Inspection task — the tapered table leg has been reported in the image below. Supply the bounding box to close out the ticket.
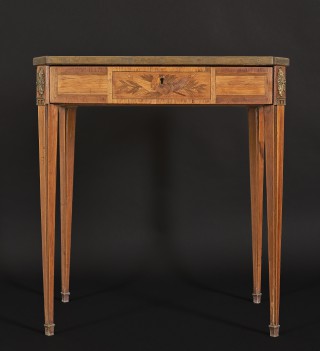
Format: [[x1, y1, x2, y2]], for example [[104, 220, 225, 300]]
[[38, 104, 58, 336], [264, 105, 284, 337], [59, 107, 76, 303], [248, 107, 264, 304]]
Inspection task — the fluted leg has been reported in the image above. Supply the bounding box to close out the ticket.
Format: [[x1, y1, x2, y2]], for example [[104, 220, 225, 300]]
[[264, 105, 284, 337], [248, 107, 265, 304], [59, 107, 76, 303], [38, 104, 58, 336]]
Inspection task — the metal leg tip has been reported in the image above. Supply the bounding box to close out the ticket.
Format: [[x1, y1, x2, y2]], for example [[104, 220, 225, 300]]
[[44, 323, 55, 336], [269, 325, 280, 337], [61, 291, 70, 303], [252, 293, 262, 304]]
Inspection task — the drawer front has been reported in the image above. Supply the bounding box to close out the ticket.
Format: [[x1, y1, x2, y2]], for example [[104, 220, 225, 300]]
[[50, 67, 109, 103], [215, 67, 272, 104], [111, 67, 212, 104]]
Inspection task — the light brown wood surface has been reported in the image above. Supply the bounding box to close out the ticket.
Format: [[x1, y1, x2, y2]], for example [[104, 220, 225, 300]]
[[33, 56, 290, 67], [215, 67, 272, 105], [51, 67, 109, 104]]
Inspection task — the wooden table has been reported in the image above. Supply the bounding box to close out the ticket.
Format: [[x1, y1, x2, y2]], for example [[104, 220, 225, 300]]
[[33, 56, 289, 337]]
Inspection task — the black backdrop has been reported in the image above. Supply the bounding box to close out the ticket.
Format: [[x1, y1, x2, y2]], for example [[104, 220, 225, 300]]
[[0, 0, 320, 350]]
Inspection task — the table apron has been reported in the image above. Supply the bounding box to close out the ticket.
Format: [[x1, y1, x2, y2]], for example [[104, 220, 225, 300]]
[[47, 66, 274, 105]]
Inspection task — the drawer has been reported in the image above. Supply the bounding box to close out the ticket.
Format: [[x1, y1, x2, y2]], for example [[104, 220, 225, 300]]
[[111, 67, 212, 104], [50, 67, 109, 103]]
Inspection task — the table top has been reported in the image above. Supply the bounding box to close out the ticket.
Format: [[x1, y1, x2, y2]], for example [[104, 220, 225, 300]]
[[33, 56, 290, 67]]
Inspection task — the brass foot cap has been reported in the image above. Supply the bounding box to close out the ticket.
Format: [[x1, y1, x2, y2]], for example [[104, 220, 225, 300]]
[[252, 293, 262, 304], [61, 291, 70, 303], [44, 323, 55, 336], [269, 325, 280, 337]]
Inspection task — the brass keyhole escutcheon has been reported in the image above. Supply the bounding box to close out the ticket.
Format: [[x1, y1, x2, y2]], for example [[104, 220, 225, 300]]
[[159, 76, 165, 85]]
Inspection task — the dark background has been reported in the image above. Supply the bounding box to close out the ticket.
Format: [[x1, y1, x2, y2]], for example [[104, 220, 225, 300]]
[[0, 0, 320, 350]]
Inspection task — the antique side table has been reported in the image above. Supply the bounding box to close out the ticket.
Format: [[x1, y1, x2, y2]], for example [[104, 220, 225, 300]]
[[33, 56, 289, 337]]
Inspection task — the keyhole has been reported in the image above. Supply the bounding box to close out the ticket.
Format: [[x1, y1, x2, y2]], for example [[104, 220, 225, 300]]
[[160, 76, 165, 85]]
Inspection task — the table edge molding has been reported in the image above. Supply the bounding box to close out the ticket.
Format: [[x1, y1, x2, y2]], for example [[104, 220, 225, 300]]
[[33, 56, 290, 67]]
